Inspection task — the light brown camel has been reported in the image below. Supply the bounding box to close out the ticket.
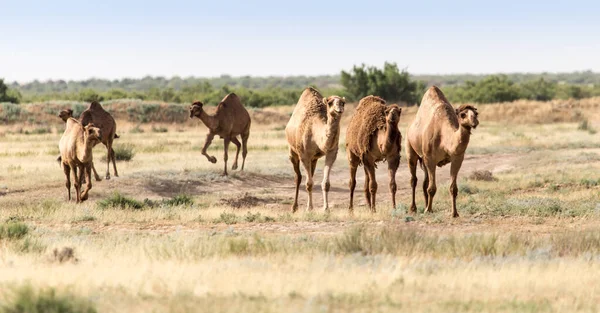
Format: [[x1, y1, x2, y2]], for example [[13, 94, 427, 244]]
[[80, 101, 119, 180], [189, 93, 251, 176], [346, 96, 402, 213], [285, 87, 345, 212], [58, 108, 119, 181], [59, 117, 102, 202], [406, 86, 479, 218]]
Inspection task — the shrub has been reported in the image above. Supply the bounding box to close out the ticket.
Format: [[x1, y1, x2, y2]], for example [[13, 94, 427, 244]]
[[0, 285, 97, 313], [102, 144, 135, 162], [97, 192, 144, 210], [1, 103, 21, 122], [0, 222, 29, 240], [214, 212, 238, 225], [163, 194, 194, 206], [151, 125, 168, 133]]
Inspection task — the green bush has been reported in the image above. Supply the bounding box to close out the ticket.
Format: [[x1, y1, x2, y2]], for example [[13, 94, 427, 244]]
[[0, 222, 29, 240], [97, 192, 144, 210], [1, 103, 21, 122], [109, 144, 135, 161], [1, 285, 97, 313], [162, 194, 194, 206]]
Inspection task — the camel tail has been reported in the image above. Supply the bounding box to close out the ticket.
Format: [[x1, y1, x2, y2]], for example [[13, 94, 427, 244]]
[[418, 158, 424, 171], [114, 133, 120, 139], [57, 156, 62, 166]]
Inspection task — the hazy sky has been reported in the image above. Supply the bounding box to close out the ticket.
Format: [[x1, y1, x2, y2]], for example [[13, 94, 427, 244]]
[[1, 0, 599, 82]]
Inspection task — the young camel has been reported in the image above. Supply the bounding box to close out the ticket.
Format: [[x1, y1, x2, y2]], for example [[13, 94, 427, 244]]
[[346, 96, 402, 213], [406, 86, 479, 218], [189, 93, 251, 176], [59, 117, 102, 202], [58, 108, 119, 181], [285, 87, 345, 212]]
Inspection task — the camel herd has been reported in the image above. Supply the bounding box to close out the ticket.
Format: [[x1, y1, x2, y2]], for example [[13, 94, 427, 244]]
[[58, 86, 478, 217]]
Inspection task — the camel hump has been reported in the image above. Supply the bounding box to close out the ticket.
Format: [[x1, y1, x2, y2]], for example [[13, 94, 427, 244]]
[[356, 95, 386, 110], [300, 87, 324, 101], [221, 92, 241, 103], [422, 86, 449, 105]]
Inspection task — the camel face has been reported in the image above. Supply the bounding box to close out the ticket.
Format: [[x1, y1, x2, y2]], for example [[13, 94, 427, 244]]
[[58, 109, 74, 122], [385, 105, 402, 125], [189, 102, 204, 118], [458, 106, 479, 129], [84, 124, 102, 143], [326, 96, 345, 115]]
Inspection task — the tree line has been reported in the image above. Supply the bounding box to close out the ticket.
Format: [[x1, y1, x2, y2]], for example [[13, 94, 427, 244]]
[[2, 66, 600, 106]]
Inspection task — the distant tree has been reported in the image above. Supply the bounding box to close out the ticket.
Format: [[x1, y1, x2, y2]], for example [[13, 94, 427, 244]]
[[451, 75, 521, 103], [519, 78, 556, 101], [341, 62, 421, 105], [78, 89, 104, 102], [0, 79, 21, 103]]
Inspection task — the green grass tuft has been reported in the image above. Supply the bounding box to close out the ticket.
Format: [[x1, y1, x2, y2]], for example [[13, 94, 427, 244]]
[[97, 192, 144, 210], [1, 285, 97, 313], [0, 222, 29, 240]]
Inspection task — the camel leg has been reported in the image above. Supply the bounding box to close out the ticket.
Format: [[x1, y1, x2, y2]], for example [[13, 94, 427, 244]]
[[365, 161, 378, 213], [222, 137, 231, 176], [110, 146, 119, 178], [104, 142, 112, 180], [321, 151, 336, 212], [449, 156, 464, 218], [230, 136, 241, 171], [423, 167, 429, 209], [388, 156, 400, 210], [63, 163, 71, 201], [289, 151, 301, 213], [241, 132, 249, 171], [407, 146, 418, 213], [91, 161, 102, 181], [72, 166, 81, 203], [301, 158, 314, 212], [80, 164, 92, 201], [424, 159, 437, 214], [363, 166, 371, 209], [201, 133, 218, 164], [348, 153, 360, 213]]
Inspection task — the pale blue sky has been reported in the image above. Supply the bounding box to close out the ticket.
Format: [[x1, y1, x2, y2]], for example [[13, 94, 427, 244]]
[[1, 0, 599, 82]]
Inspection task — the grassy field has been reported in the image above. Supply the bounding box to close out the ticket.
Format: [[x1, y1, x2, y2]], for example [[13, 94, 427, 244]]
[[0, 100, 599, 312]]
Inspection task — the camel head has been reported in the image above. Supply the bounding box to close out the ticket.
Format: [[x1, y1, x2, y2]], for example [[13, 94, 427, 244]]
[[456, 105, 479, 130], [189, 101, 204, 118], [324, 96, 346, 116], [385, 104, 402, 125], [83, 123, 102, 144], [58, 109, 74, 122]]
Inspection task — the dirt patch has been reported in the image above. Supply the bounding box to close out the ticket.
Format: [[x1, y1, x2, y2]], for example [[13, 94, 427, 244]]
[[220, 192, 279, 209], [144, 178, 204, 197]]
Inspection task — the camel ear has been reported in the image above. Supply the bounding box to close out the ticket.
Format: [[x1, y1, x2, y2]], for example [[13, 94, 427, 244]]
[[323, 97, 331, 105], [67, 109, 73, 115]]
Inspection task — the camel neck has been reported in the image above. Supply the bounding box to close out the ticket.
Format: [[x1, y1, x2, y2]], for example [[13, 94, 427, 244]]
[[382, 121, 399, 154], [198, 109, 219, 130], [321, 114, 341, 151], [452, 125, 471, 155]]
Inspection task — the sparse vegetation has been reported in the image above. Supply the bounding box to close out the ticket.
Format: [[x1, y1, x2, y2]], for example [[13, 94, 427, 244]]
[[103, 143, 135, 162], [97, 192, 144, 210], [0, 285, 96, 313], [0, 222, 28, 240]]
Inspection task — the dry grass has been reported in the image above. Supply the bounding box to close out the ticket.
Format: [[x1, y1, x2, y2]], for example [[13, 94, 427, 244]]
[[1, 100, 600, 312]]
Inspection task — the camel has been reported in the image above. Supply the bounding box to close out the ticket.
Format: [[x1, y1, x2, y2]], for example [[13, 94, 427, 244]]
[[346, 96, 402, 213], [80, 101, 119, 180], [59, 117, 102, 202], [285, 87, 345, 212], [406, 86, 479, 218], [58, 108, 119, 181], [189, 93, 251, 176]]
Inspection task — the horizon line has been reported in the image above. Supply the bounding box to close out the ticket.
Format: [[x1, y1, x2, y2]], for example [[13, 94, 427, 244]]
[[5, 69, 598, 85]]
